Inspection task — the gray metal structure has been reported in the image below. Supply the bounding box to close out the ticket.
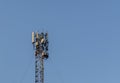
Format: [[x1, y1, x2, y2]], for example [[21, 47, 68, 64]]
[[32, 32, 49, 83]]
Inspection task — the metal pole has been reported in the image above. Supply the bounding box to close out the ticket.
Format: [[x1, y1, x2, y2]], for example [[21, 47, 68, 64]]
[[32, 32, 49, 83], [40, 54, 44, 83], [35, 55, 39, 83]]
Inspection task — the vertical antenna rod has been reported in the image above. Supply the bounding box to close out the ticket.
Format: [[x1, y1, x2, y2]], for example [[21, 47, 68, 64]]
[[32, 32, 49, 83]]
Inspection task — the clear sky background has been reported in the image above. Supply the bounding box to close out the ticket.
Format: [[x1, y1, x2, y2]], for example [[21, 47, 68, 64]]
[[0, 0, 119, 83]]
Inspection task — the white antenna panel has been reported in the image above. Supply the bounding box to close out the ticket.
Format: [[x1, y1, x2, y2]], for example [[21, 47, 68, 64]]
[[32, 32, 35, 43], [36, 32, 39, 39]]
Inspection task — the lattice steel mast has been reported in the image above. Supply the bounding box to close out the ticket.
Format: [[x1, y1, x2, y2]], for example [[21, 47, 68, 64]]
[[32, 32, 49, 83]]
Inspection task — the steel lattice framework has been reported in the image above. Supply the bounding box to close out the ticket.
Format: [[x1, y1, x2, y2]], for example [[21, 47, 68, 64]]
[[32, 32, 49, 83]]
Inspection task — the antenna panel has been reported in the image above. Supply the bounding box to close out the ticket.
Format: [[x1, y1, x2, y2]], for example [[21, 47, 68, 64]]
[[32, 32, 35, 43]]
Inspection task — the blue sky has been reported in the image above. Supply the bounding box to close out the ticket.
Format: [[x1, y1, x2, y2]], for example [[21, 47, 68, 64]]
[[0, 0, 120, 83]]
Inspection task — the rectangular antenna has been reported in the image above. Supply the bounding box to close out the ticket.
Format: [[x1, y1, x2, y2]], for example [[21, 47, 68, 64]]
[[32, 32, 35, 44]]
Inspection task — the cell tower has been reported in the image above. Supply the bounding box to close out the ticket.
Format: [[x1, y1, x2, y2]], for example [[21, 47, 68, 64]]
[[32, 32, 49, 83]]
